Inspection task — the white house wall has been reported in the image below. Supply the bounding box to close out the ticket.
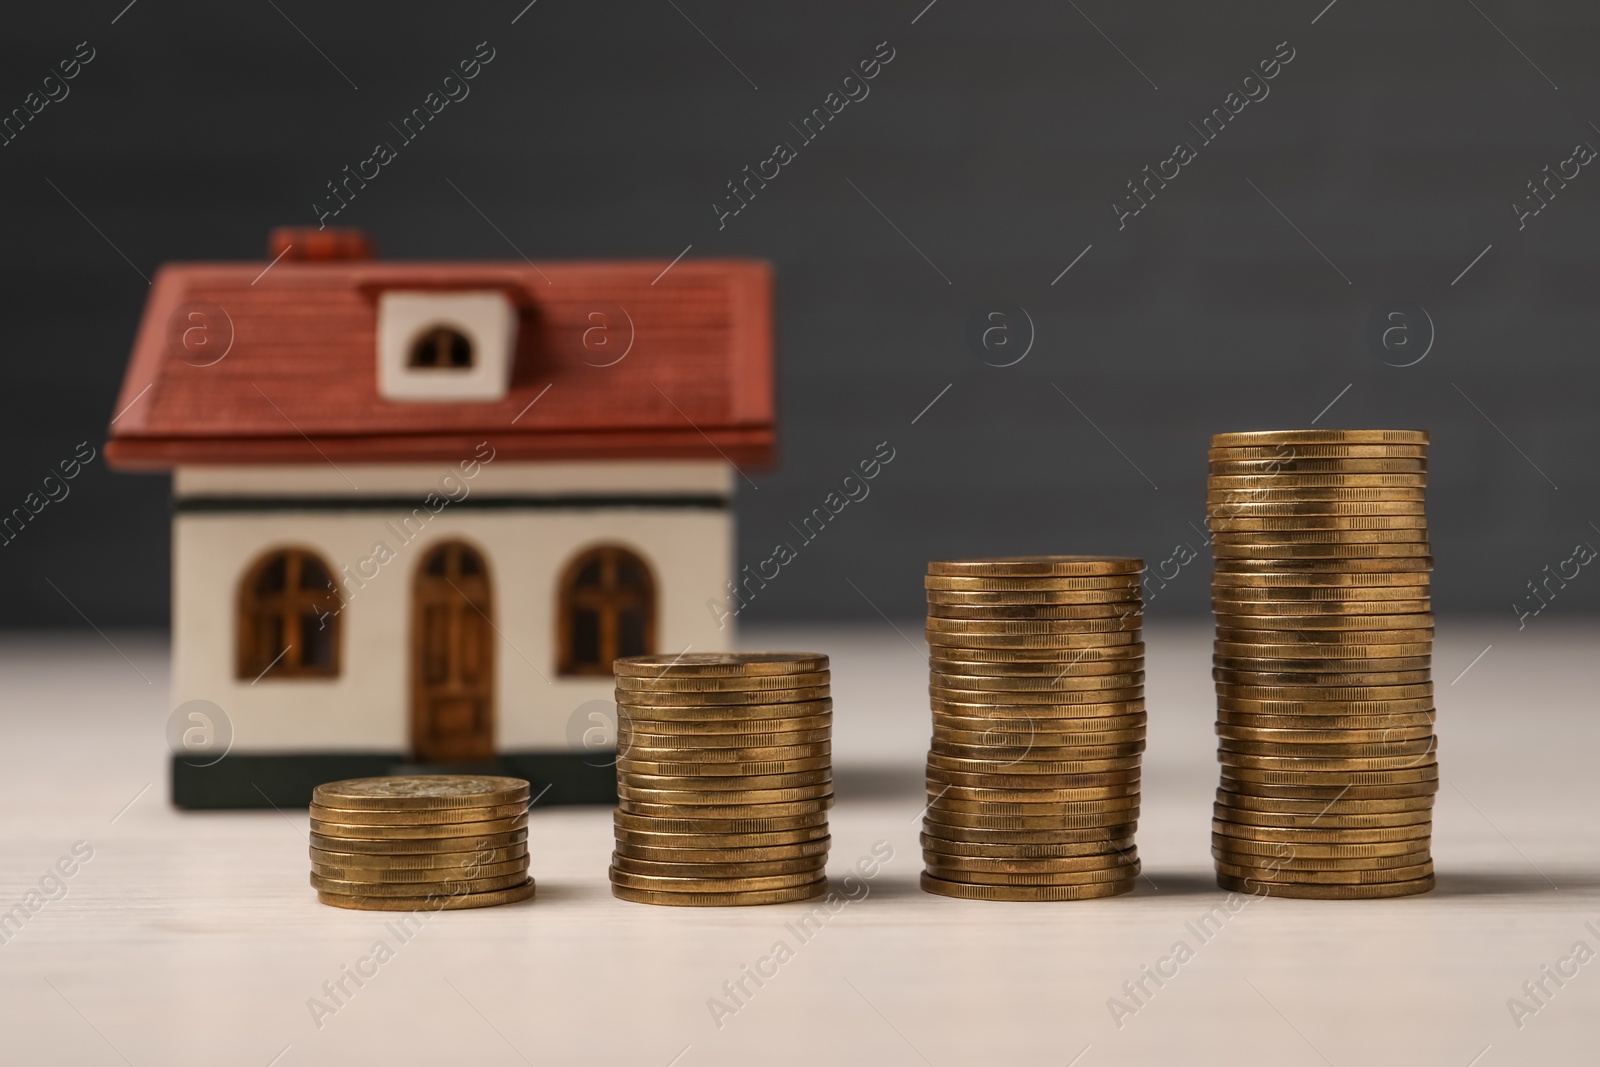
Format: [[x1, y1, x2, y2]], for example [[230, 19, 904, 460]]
[[173, 505, 733, 754], [175, 461, 734, 498]]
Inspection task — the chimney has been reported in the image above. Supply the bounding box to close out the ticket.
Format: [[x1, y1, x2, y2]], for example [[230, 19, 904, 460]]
[[268, 227, 374, 262]]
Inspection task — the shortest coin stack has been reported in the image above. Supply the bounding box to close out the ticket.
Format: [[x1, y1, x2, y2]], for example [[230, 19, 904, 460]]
[[611, 653, 832, 906], [310, 775, 535, 911]]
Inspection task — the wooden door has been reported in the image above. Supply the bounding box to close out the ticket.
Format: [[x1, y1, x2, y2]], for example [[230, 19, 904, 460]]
[[411, 541, 494, 762]]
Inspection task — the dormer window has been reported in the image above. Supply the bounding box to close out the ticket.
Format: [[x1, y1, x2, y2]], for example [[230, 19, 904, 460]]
[[377, 291, 515, 401]]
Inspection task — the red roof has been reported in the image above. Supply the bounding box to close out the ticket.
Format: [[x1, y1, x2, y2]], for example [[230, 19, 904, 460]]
[[106, 246, 774, 469]]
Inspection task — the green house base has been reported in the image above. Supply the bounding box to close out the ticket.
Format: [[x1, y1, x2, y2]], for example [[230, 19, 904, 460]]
[[172, 752, 619, 809]]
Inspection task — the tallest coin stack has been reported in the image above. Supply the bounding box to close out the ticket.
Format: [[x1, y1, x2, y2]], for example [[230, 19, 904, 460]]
[[1207, 429, 1437, 899]]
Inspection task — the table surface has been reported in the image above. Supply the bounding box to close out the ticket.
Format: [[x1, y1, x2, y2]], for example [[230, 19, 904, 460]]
[[0, 620, 1594, 1067]]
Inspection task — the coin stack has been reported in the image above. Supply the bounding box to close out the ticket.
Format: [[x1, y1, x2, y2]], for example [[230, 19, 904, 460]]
[[610, 653, 832, 906], [1208, 429, 1436, 899], [920, 557, 1146, 901], [309, 776, 535, 911]]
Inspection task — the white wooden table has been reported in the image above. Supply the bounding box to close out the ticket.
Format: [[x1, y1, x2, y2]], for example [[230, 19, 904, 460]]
[[0, 621, 1593, 1066]]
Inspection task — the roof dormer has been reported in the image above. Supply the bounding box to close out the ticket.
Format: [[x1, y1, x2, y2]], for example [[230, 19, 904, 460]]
[[376, 290, 517, 402]]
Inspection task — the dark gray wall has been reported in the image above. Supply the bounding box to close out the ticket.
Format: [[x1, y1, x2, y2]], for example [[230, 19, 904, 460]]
[[4, 1, 1597, 628]]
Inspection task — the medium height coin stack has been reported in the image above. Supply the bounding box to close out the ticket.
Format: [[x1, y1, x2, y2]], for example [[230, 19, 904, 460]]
[[309, 775, 535, 910], [1208, 429, 1437, 899], [921, 557, 1145, 901], [611, 653, 832, 906]]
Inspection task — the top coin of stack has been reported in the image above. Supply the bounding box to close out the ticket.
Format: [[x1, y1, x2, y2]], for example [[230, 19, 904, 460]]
[[611, 653, 832, 906], [309, 775, 535, 911], [920, 557, 1146, 902], [1206, 429, 1437, 899]]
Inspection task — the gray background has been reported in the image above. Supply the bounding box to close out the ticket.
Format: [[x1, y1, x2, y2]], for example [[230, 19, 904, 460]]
[[3, 0, 1596, 627]]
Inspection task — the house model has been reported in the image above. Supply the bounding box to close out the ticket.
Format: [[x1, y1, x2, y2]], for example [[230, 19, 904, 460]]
[[106, 229, 774, 808]]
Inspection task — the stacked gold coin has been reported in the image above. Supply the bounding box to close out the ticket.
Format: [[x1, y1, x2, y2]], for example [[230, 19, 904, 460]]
[[610, 653, 832, 906], [1208, 429, 1436, 899], [920, 557, 1145, 901], [309, 775, 534, 911]]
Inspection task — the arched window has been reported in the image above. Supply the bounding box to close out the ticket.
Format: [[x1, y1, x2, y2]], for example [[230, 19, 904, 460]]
[[237, 548, 341, 680], [558, 544, 655, 676], [409, 324, 474, 368]]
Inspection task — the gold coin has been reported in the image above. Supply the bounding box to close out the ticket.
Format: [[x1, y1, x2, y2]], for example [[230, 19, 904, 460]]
[[1209, 444, 1428, 460], [1218, 736, 1434, 758], [612, 825, 830, 849], [1218, 695, 1434, 714], [1218, 752, 1438, 773], [307, 802, 528, 826], [613, 652, 829, 678], [924, 852, 1139, 874], [610, 880, 827, 907], [1217, 713, 1435, 734], [1211, 822, 1431, 845], [935, 724, 1146, 746], [618, 768, 831, 790], [614, 698, 833, 720], [1213, 529, 1430, 546], [924, 809, 1138, 830], [927, 612, 1141, 633], [615, 671, 830, 693], [311, 775, 529, 811], [610, 854, 828, 879], [932, 741, 1146, 763], [1221, 761, 1437, 782], [616, 756, 832, 778], [1215, 860, 1433, 884], [919, 871, 1135, 900], [924, 590, 1142, 608], [612, 837, 831, 862], [1214, 848, 1432, 871], [923, 863, 1137, 886], [1212, 832, 1430, 856], [316, 880, 535, 911], [1209, 570, 1431, 587], [927, 557, 1143, 578], [923, 820, 1138, 843], [931, 672, 1145, 692], [617, 739, 828, 761], [608, 867, 822, 893], [1216, 724, 1432, 744], [1214, 543, 1432, 559], [928, 654, 1145, 676], [312, 870, 529, 896], [611, 810, 827, 835], [928, 752, 1140, 774], [309, 844, 528, 869], [1214, 655, 1432, 673], [620, 731, 832, 753], [1216, 873, 1433, 899], [930, 787, 1140, 808], [1213, 584, 1430, 603], [926, 629, 1141, 650], [935, 709, 1146, 731], [618, 713, 832, 736], [1209, 455, 1427, 472], [1214, 670, 1432, 687], [1215, 643, 1434, 662], [312, 858, 529, 883], [928, 771, 1142, 793], [930, 686, 1144, 706], [1216, 789, 1434, 815], [1213, 600, 1433, 618], [1213, 805, 1432, 829], [618, 797, 832, 819], [1212, 516, 1429, 533], [1208, 489, 1427, 506], [617, 784, 833, 806], [1217, 553, 1431, 572], [1211, 429, 1429, 447], [612, 685, 829, 707], [929, 603, 1145, 621], [1216, 682, 1433, 700], [309, 814, 529, 840], [920, 834, 1135, 858], [1223, 780, 1439, 803], [932, 698, 1145, 720], [308, 829, 526, 855], [1212, 474, 1428, 491], [926, 640, 1142, 662]]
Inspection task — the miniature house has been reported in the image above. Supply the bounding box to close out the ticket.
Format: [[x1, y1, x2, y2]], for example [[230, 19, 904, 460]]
[[106, 229, 774, 808]]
